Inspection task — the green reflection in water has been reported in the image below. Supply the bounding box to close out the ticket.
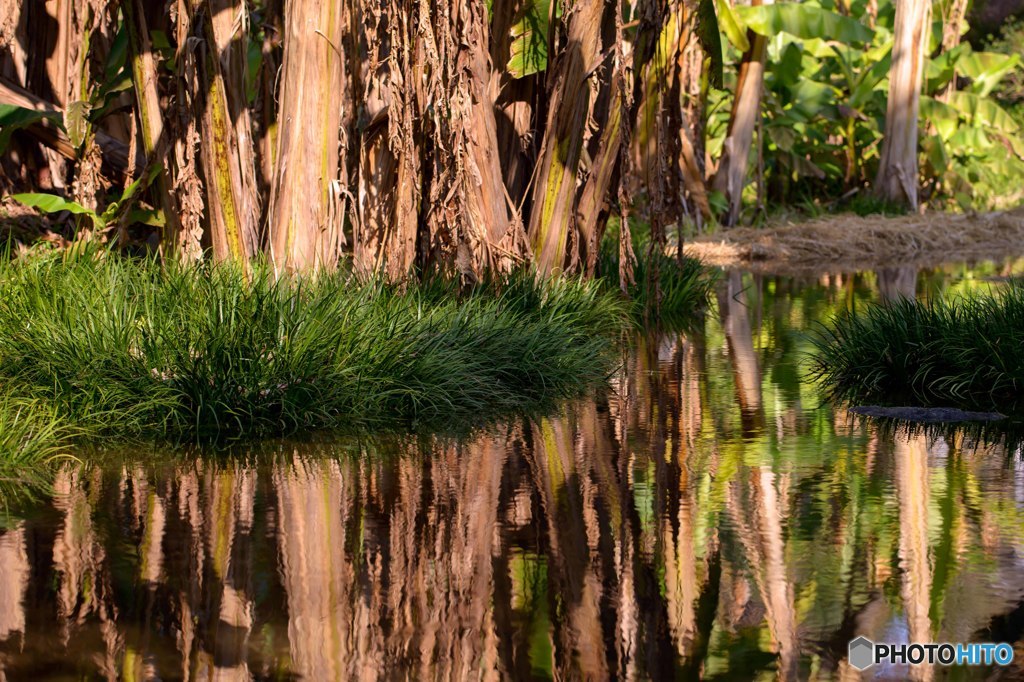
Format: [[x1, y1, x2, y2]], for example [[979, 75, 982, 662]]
[[0, 260, 1023, 680]]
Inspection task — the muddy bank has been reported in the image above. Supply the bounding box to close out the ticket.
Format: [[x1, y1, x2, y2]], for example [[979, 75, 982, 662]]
[[683, 209, 1024, 273]]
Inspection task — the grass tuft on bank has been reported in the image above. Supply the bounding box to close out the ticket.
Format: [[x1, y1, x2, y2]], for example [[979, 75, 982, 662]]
[[809, 285, 1024, 412], [0, 251, 638, 442], [598, 219, 715, 326], [0, 398, 69, 466]]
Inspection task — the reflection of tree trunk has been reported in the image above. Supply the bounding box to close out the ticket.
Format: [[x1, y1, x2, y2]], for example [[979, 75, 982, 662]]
[[876, 266, 918, 302], [755, 469, 799, 681], [895, 431, 934, 682], [528, 416, 611, 679], [52, 467, 105, 645], [274, 457, 353, 680], [0, 525, 29, 642], [718, 270, 764, 434], [201, 467, 256, 681]]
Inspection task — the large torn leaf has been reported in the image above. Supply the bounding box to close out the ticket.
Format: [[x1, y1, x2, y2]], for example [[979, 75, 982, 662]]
[[957, 51, 1022, 97], [948, 91, 1021, 135], [735, 4, 874, 44]]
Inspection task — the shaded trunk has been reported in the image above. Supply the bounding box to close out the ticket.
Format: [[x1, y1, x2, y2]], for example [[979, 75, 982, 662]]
[[490, 0, 539, 210], [269, 0, 347, 272], [936, 0, 969, 103], [874, 0, 930, 210]]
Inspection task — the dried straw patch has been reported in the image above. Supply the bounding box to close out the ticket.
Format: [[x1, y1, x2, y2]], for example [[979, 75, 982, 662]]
[[683, 209, 1024, 272]]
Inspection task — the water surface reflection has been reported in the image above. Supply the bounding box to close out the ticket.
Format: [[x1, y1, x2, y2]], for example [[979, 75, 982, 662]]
[[2, 264, 1024, 680]]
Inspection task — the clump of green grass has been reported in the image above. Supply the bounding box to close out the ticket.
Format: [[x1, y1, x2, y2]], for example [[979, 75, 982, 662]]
[[809, 285, 1024, 412], [0, 251, 626, 440], [0, 398, 69, 466], [598, 220, 715, 326]]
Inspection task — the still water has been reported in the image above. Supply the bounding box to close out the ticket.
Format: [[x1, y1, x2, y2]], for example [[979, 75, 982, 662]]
[[2, 263, 1024, 681]]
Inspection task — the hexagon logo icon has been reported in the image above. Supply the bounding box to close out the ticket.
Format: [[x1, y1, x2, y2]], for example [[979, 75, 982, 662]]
[[849, 636, 875, 671]]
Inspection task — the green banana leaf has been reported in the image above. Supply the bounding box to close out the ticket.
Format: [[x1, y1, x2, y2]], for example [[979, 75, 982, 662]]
[[12, 193, 105, 229], [734, 4, 874, 44], [715, 0, 750, 52], [507, 0, 556, 79], [0, 105, 62, 153]]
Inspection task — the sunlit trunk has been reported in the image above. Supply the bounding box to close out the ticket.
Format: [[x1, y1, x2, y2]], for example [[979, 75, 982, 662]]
[[711, 0, 769, 227], [527, 0, 605, 276], [268, 0, 347, 272], [190, 0, 261, 265], [874, 0, 930, 210]]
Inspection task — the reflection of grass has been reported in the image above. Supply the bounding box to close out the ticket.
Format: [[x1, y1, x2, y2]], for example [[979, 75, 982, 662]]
[[809, 285, 1024, 413], [510, 551, 553, 680], [0, 251, 627, 442]]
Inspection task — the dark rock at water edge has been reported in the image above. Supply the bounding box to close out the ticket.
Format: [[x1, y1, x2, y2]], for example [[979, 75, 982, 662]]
[[849, 406, 1007, 423]]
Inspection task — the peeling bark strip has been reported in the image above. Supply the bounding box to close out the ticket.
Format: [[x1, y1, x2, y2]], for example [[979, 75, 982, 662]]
[[191, 0, 260, 265], [874, 0, 930, 210], [712, 0, 769, 228], [269, 0, 346, 272], [124, 0, 183, 252], [527, 0, 606, 276]]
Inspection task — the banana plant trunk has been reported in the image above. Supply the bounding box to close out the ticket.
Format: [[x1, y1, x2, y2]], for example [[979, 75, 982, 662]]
[[527, 0, 606, 276], [711, 0, 769, 228], [874, 0, 930, 210], [269, 0, 347, 273], [192, 0, 261, 266], [125, 0, 183, 253]]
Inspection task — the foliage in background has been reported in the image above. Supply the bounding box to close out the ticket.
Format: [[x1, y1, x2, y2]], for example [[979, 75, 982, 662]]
[[702, 0, 1024, 217]]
